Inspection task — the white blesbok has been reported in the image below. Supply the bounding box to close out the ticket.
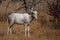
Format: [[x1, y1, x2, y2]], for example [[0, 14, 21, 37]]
[[7, 8, 38, 37]]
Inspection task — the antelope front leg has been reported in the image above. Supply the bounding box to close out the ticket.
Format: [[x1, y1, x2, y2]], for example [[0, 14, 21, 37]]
[[25, 24, 27, 37], [27, 26, 30, 37]]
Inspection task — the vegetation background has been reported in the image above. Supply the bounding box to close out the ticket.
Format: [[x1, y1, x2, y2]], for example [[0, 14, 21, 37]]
[[0, 0, 60, 40]]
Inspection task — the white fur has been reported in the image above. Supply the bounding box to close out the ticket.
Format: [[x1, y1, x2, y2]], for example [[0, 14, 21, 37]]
[[7, 10, 37, 37]]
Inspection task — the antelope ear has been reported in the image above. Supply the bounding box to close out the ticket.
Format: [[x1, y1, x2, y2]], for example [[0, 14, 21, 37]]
[[33, 11, 37, 14]]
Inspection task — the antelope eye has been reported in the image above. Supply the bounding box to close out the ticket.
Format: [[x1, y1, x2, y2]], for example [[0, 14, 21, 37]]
[[32, 12, 34, 14]]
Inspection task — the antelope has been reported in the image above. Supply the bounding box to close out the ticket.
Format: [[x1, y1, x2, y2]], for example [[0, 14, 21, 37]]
[[7, 8, 38, 37]]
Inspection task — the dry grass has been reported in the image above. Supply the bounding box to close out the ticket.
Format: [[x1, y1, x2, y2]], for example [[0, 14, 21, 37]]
[[0, 13, 60, 40], [0, 0, 60, 40]]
